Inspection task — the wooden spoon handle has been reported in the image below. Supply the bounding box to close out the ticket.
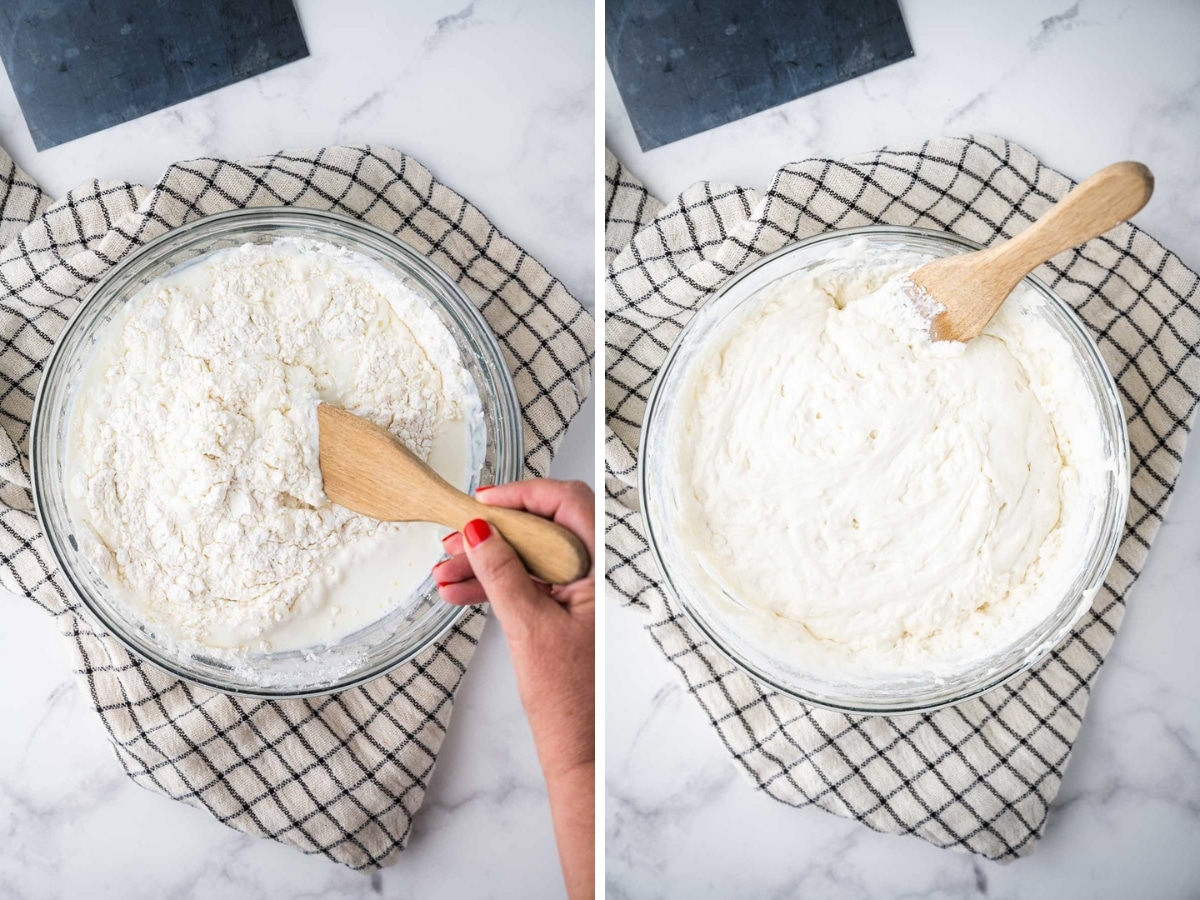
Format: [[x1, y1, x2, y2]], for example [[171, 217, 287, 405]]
[[446, 496, 590, 584], [992, 161, 1153, 284], [477, 504, 591, 584]]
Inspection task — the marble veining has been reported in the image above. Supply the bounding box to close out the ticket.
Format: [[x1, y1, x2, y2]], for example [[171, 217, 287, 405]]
[[0, 1, 592, 897], [606, 0, 1200, 896], [1027, 2, 1087, 53]]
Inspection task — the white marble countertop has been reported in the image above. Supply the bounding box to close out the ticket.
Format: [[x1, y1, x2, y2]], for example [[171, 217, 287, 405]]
[[606, 0, 1200, 897], [0, 2, 593, 898]]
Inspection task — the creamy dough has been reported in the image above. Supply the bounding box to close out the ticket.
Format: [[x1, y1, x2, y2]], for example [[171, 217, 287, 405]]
[[669, 241, 1109, 678]]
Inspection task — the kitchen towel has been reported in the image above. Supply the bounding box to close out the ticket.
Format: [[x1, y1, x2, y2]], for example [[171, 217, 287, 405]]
[[0, 145, 593, 870], [605, 135, 1200, 861]]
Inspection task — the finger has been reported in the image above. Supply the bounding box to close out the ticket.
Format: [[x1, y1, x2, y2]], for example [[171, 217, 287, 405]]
[[439, 576, 554, 605], [437, 578, 488, 606], [461, 517, 555, 630], [476, 479, 595, 555], [432, 554, 474, 586], [441, 530, 464, 556]]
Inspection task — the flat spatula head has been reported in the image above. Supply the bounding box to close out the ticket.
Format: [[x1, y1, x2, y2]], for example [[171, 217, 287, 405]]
[[316, 403, 591, 584], [915, 161, 1154, 343], [316, 402, 450, 522]]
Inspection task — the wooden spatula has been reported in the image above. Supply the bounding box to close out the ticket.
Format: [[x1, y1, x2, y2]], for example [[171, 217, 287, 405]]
[[317, 403, 590, 584], [912, 161, 1154, 343]]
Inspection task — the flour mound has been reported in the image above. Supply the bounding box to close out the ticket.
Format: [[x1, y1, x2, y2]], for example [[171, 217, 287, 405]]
[[69, 241, 469, 646]]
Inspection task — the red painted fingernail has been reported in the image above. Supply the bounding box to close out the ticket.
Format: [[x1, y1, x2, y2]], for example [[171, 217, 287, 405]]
[[475, 485, 495, 494], [441, 531, 459, 545], [464, 518, 492, 548]]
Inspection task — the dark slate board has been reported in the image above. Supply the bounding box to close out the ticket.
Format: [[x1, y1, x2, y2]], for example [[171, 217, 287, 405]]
[[607, 0, 914, 151], [0, 0, 309, 150]]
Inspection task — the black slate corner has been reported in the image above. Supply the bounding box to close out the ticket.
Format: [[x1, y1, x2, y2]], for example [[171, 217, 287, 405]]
[[0, 0, 309, 151], [607, 0, 914, 151]]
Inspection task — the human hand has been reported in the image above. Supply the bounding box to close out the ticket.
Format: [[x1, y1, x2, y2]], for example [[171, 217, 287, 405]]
[[434, 478, 595, 899]]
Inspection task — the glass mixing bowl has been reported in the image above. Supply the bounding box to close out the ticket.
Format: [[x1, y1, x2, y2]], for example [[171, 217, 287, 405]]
[[31, 207, 523, 698], [640, 226, 1130, 715]]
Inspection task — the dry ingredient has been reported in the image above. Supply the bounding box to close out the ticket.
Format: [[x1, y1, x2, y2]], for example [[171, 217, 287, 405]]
[[67, 240, 475, 652]]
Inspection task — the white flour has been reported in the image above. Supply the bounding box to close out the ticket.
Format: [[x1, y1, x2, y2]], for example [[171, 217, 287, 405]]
[[68, 240, 473, 650]]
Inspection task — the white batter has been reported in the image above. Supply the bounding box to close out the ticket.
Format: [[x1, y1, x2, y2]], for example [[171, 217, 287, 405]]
[[67, 240, 477, 653], [669, 241, 1109, 678]]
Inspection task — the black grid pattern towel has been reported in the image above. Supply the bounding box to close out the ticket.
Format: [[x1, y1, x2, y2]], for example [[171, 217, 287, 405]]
[[605, 136, 1200, 861], [0, 145, 593, 870]]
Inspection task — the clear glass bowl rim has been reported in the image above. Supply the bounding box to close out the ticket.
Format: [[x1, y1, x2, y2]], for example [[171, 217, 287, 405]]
[[638, 224, 1131, 715], [30, 206, 523, 699]]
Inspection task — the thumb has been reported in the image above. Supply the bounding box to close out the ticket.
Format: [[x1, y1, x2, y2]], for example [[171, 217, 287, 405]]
[[462, 518, 545, 631]]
